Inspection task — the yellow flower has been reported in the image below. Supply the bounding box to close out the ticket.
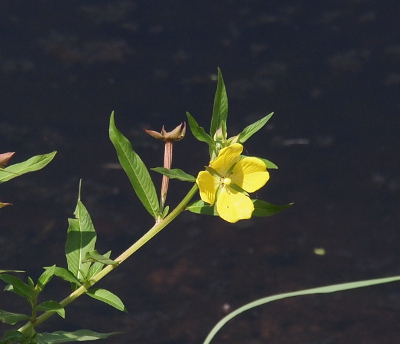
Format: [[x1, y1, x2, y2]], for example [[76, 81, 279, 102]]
[[196, 143, 269, 223]]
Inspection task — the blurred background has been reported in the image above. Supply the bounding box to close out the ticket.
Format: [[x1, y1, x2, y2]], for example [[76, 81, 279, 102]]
[[1, 1, 399, 343]]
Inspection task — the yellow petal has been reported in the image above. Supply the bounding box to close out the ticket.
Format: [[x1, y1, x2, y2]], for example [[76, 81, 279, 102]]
[[196, 170, 218, 205], [231, 157, 269, 193], [216, 187, 254, 223], [210, 143, 243, 176]]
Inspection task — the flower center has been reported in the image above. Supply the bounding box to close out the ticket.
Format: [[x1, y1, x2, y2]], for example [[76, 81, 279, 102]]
[[222, 177, 232, 186]]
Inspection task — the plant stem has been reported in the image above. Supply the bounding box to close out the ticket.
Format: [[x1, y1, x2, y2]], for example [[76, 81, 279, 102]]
[[18, 183, 199, 334]]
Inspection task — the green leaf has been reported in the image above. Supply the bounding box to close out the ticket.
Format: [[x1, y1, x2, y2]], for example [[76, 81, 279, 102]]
[[37, 330, 119, 343], [46, 267, 81, 286], [86, 288, 127, 312], [151, 167, 196, 182], [109, 112, 159, 218], [65, 200, 97, 283], [0, 274, 35, 299], [0, 310, 30, 325], [252, 200, 293, 217], [186, 200, 217, 216], [238, 112, 274, 144], [186, 112, 214, 146], [0, 152, 56, 184], [203, 275, 400, 344], [0, 270, 24, 273], [210, 68, 228, 138], [256, 157, 278, 169], [83, 250, 118, 266], [2, 330, 27, 342], [87, 251, 112, 280], [36, 301, 65, 319], [37, 265, 56, 292]]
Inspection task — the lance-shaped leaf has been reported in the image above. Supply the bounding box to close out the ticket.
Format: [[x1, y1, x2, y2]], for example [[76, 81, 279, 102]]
[[186, 200, 217, 216], [0, 274, 35, 300], [186, 112, 214, 146], [0, 270, 24, 273], [0, 310, 30, 325], [37, 265, 56, 292], [83, 250, 118, 266], [210, 68, 228, 138], [252, 200, 293, 217], [241, 156, 278, 169], [37, 330, 119, 343], [151, 167, 196, 182], [2, 330, 27, 342], [45, 267, 82, 286], [86, 288, 127, 312], [36, 301, 65, 319], [87, 251, 112, 280], [238, 112, 274, 143], [0, 152, 56, 184], [65, 200, 97, 282], [109, 112, 159, 218]]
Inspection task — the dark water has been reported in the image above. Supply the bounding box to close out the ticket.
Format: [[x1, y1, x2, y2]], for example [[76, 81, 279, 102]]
[[1, 1, 400, 343]]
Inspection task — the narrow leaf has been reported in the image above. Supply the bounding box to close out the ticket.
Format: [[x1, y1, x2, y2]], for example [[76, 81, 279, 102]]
[[151, 167, 196, 182], [0, 270, 24, 273], [36, 301, 65, 319], [37, 330, 119, 343], [0, 152, 56, 184], [109, 112, 159, 218], [46, 267, 82, 286], [0, 310, 30, 325], [37, 265, 56, 292], [2, 330, 26, 342], [238, 112, 274, 143], [86, 288, 127, 312], [87, 251, 112, 279], [186, 200, 217, 216], [210, 68, 228, 137], [83, 250, 119, 266], [0, 274, 35, 299], [65, 200, 97, 282], [252, 200, 293, 217], [186, 112, 214, 145]]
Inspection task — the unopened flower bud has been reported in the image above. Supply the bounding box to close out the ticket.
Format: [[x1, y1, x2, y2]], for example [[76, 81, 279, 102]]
[[145, 122, 186, 142]]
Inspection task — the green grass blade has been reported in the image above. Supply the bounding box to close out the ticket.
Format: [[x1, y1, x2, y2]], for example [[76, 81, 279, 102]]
[[109, 112, 159, 218], [37, 330, 119, 343], [203, 275, 400, 344]]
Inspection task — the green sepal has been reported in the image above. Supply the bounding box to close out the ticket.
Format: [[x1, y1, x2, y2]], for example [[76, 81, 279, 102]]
[[0, 152, 56, 184], [210, 68, 228, 138], [86, 288, 127, 312], [36, 301, 65, 319], [186, 112, 214, 146], [238, 112, 274, 144], [37, 265, 56, 292], [36, 330, 120, 343], [109, 111, 160, 219], [82, 250, 119, 266], [252, 200, 293, 217], [151, 167, 196, 182], [0, 274, 35, 299], [0, 310, 30, 325]]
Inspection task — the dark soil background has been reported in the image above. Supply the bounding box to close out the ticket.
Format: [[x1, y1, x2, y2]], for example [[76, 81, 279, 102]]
[[1, 1, 400, 343]]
